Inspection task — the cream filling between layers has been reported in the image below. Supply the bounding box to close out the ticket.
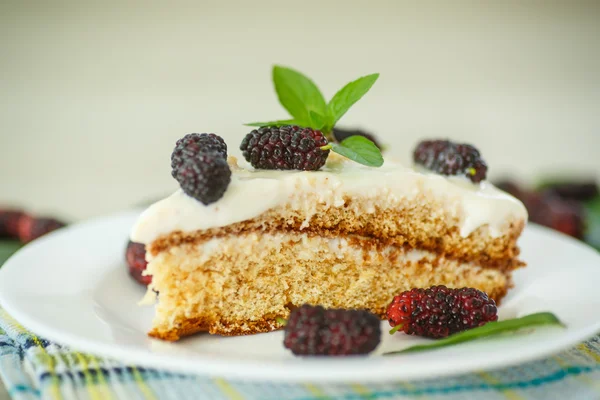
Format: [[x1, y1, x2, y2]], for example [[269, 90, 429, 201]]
[[131, 155, 527, 244], [140, 232, 509, 308]]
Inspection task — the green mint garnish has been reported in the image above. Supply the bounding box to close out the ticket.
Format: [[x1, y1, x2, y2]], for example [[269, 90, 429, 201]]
[[325, 73, 379, 133], [245, 119, 298, 127], [245, 65, 383, 167], [272, 65, 328, 127], [321, 136, 383, 168], [245, 65, 379, 136], [308, 110, 327, 131], [383, 312, 564, 356]]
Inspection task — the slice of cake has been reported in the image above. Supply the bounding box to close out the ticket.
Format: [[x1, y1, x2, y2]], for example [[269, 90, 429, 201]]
[[130, 67, 527, 341], [131, 147, 526, 341]]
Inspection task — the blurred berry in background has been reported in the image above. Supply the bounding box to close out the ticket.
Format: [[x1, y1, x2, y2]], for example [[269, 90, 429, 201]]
[[0, 209, 66, 243], [495, 179, 599, 247], [0, 208, 66, 265]]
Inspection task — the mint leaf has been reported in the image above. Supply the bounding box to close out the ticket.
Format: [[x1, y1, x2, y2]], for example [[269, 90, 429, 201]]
[[309, 111, 326, 130], [384, 312, 564, 356], [245, 119, 298, 127], [273, 66, 327, 126], [327, 73, 379, 126], [328, 135, 383, 167]]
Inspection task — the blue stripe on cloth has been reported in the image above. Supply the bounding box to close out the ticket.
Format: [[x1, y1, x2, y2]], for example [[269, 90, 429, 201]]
[[8, 384, 41, 396]]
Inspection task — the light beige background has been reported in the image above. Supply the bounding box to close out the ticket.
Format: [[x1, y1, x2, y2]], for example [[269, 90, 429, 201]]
[[1, 1, 599, 221]]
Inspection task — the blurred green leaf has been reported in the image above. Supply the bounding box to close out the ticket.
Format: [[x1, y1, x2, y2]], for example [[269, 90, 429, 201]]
[[384, 312, 563, 355], [0, 240, 21, 267], [583, 196, 600, 251]]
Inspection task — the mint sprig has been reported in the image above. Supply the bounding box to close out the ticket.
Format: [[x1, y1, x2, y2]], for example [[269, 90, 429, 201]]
[[272, 66, 327, 127], [325, 73, 379, 133], [322, 136, 383, 167], [383, 312, 564, 356], [246, 119, 298, 127], [245, 65, 383, 168], [247, 65, 379, 135]]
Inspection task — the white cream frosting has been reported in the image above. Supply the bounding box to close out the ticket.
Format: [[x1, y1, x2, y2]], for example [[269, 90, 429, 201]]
[[130, 155, 527, 244]]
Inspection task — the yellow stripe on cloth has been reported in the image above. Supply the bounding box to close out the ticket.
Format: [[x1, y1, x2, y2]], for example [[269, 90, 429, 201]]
[[30, 334, 62, 400], [394, 381, 430, 399], [478, 372, 524, 400], [350, 383, 375, 399], [89, 355, 116, 400], [0, 309, 62, 400], [130, 366, 157, 400], [73, 352, 104, 400], [303, 383, 333, 399], [577, 343, 600, 363], [214, 378, 245, 400]]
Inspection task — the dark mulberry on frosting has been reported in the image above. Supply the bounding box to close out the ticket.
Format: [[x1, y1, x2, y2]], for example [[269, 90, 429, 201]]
[[172, 152, 231, 205], [413, 139, 487, 183], [171, 133, 227, 178], [240, 126, 330, 171]]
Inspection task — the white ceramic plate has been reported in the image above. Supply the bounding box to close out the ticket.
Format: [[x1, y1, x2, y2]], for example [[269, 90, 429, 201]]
[[1, 210, 600, 383]]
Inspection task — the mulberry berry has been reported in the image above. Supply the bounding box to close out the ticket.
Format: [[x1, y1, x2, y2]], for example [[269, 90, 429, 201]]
[[126, 241, 150, 285], [413, 140, 487, 183], [171, 133, 227, 178], [283, 304, 381, 356], [387, 286, 498, 338], [17, 216, 65, 243], [526, 192, 585, 239], [240, 126, 329, 171], [541, 181, 599, 202], [173, 152, 231, 205], [0, 209, 25, 238]]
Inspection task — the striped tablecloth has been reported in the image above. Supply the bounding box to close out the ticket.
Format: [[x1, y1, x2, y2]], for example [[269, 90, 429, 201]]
[[1, 307, 600, 400]]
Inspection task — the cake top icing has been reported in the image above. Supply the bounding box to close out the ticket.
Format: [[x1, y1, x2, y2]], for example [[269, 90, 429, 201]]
[[130, 154, 527, 244]]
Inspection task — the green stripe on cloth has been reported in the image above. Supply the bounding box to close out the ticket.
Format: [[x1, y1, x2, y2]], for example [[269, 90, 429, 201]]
[[1, 305, 600, 399]]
